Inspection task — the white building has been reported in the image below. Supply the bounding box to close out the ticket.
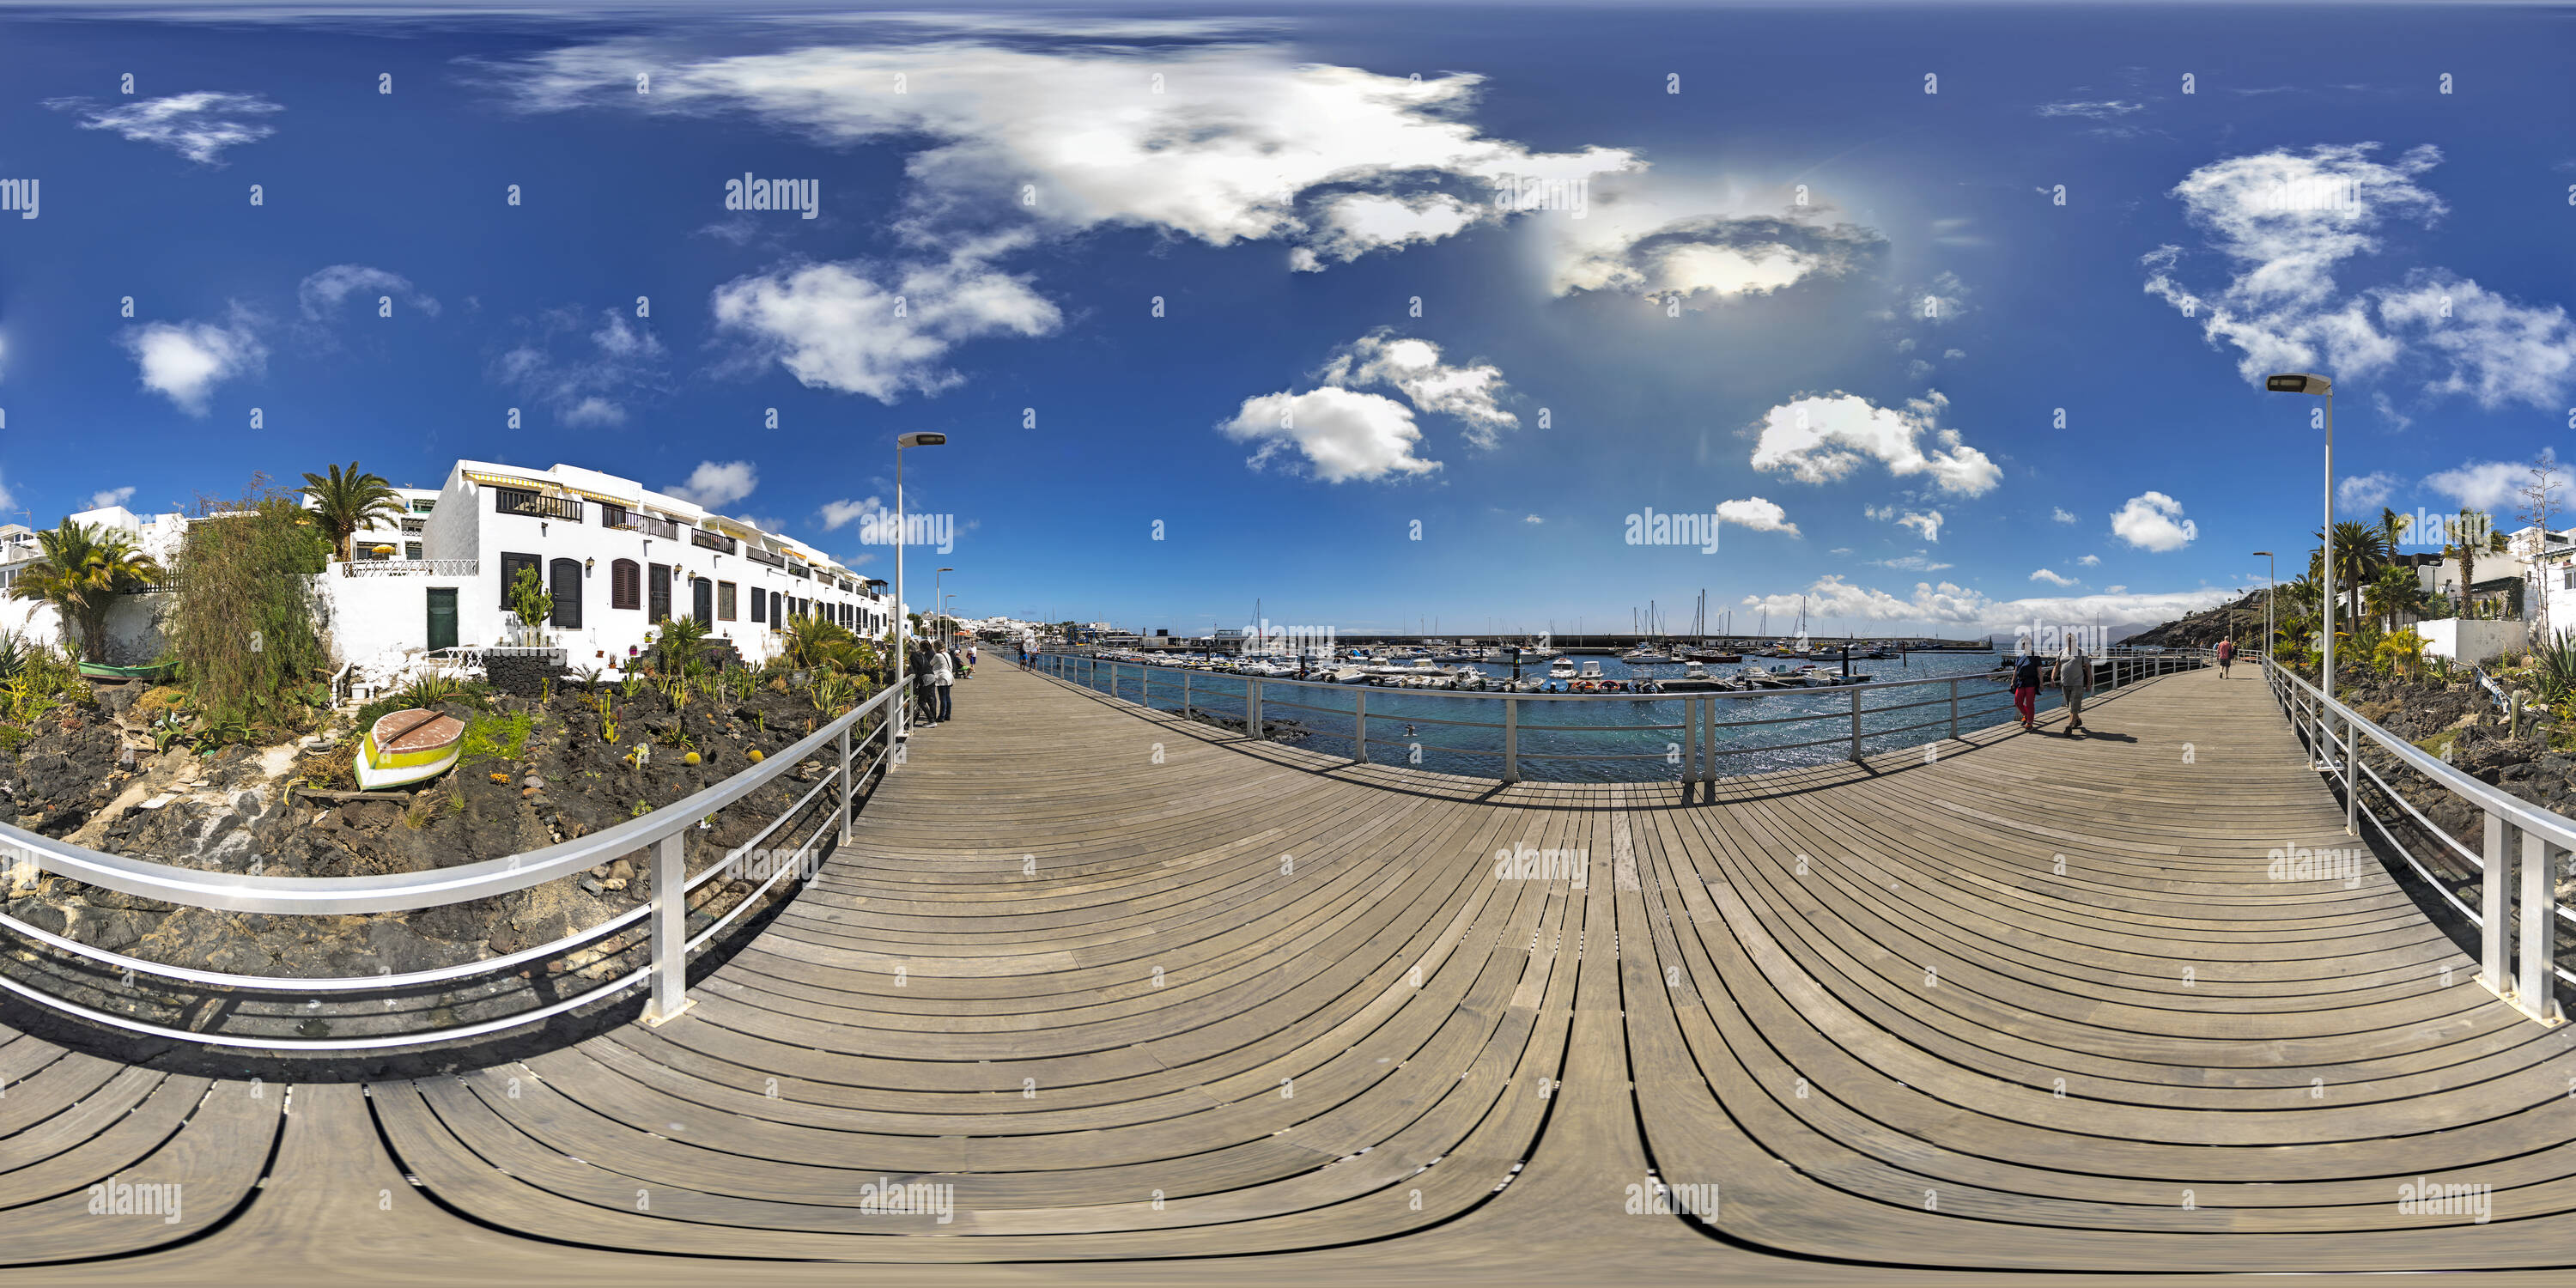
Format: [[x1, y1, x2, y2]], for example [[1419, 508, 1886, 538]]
[[325, 459, 897, 671]]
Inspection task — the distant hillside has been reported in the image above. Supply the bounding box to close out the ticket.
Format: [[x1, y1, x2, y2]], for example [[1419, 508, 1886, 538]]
[[2119, 589, 2271, 649]]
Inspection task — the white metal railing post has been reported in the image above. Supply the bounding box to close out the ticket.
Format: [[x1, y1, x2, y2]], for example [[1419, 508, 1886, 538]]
[[1184, 671, 1192, 714], [2347, 715, 2360, 835], [1249, 679, 1262, 739], [1143, 665, 1150, 708], [1848, 687, 1862, 762], [838, 726, 854, 844], [1948, 678, 1959, 740], [1702, 696, 1715, 784], [1680, 695, 1694, 786], [1353, 688, 1367, 762], [642, 832, 693, 1026], [1504, 696, 1520, 783], [2523, 829, 2559, 1020], [2483, 811, 2512, 993]]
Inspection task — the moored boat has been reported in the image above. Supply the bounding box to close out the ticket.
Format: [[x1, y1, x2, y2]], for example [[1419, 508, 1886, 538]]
[[355, 708, 466, 791], [76, 660, 176, 682]]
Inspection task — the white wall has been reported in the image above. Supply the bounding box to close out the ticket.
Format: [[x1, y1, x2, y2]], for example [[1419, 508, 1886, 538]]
[[2418, 617, 2527, 664], [0, 592, 173, 665]]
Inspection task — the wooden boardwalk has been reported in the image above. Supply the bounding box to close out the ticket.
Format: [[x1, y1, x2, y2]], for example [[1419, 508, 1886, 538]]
[[10, 661, 2576, 1281]]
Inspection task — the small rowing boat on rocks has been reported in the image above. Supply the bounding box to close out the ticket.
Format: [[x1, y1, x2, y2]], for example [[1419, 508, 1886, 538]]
[[356, 708, 466, 791]]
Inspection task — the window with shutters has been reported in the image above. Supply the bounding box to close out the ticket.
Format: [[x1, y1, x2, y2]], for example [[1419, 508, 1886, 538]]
[[611, 559, 641, 610], [498, 552, 538, 611], [750, 586, 766, 623], [718, 581, 738, 621]]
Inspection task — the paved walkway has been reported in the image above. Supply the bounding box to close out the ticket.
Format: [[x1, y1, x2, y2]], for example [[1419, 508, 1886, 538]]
[[8, 663, 2573, 1282]]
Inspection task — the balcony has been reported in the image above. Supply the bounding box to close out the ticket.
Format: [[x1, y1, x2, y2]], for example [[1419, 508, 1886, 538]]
[[690, 527, 738, 554], [789, 564, 811, 580], [493, 487, 583, 522], [745, 545, 786, 568], [602, 506, 679, 539], [340, 559, 480, 578]]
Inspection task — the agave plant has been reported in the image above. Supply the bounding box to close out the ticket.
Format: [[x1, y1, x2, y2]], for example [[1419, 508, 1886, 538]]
[[2533, 629, 2576, 703]]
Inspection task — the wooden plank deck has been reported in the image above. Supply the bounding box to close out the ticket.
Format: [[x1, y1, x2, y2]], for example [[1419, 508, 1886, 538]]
[[8, 660, 2576, 1280]]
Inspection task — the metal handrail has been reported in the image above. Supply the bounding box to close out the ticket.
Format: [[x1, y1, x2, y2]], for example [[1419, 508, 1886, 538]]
[[0, 681, 901, 1048], [2259, 657, 2574, 1024], [1042, 648, 2202, 784]]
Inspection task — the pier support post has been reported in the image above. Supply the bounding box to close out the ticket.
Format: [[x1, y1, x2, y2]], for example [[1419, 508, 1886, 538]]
[[642, 832, 692, 1026], [2478, 811, 2563, 1024], [1848, 687, 1862, 762], [1680, 695, 1692, 788], [2524, 829, 2558, 1021], [1353, 689, 1367, 763], [1947, 678, 1959, 741], [1504, 696, 1519, 784], [838, 726, 853, 845], [1249, 679, 1262, 739], [1184, 671, 1192, 716], [1702, 696, 1715, 785]]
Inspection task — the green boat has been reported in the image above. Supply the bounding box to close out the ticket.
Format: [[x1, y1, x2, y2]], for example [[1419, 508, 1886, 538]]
[[77, 661, 176, 682]]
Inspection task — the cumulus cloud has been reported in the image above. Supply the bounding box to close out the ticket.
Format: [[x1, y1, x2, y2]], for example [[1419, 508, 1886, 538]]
[[2424, 459, 2523, 509], [299, 264, 440, 319], [2111, 491, 2197, 551], [1865, 504, 1943, 543], [2077, 554, 2100, 566], [1875, 554, 1953, 571], [493, 307, 668, 427], [119, 310, 265, 416], [1219, 386, 1440, 483], [2050, 507, 2078, 523], [1547, 209, 1885, 303], [819, 496, 881, 530], [87, 486, 137, 511], [1739, 574, 2237, 636], [2338, 470, 2400, 507], [1751, 391, 2000, 496], [52, 90, 281, 165], [2142, 143, 2576, 409], [711, 250, 1060, 403], [2038, 100, 2144, 119], [666, 460, 758, 509], [1716, 496, 1799, 536], [2029, 568, 2078, 586], [1317, 331, 1516, 449], [496, 39, 1637, 270]]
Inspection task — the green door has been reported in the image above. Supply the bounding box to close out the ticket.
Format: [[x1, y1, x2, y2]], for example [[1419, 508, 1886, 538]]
[[426, 587, 459, 652]]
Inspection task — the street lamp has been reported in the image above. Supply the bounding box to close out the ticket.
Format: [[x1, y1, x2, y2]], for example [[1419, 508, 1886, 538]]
[[894, 431, 947, 741], [2252, 550, 2275, 665], [2265, 371, 2346, 830], [935, 568, 954, 642]]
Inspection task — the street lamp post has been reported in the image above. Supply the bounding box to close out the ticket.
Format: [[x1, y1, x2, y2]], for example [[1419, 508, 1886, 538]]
[[2252, 550, 2276, 665], [2266, 373, 2347, 832], [894, 432, 948, 742], [935, 568, 954, 642]]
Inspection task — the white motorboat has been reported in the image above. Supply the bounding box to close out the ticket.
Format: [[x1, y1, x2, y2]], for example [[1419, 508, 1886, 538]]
[[1328, 665, 1372, 684], [1548, 658, 1578, 680], [1578, 660, 1606, 681], [1618, 648, 1675, 665]]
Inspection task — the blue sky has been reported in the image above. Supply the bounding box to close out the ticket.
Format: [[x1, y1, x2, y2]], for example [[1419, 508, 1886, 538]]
[[2, 3, 2572, 639]]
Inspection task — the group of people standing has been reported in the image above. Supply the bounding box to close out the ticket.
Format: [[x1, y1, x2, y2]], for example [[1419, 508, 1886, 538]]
[[908, 641, 969, 726], [2006, 643, 2094, 734]]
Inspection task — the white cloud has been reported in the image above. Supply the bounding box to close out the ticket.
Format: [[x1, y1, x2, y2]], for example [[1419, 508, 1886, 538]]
[[2370, 389, 2414, 430], [1546, 204, 1884, 303], [494, 307, 668, 427], [2050, 507, 2077, 524], [87, 486, 137, 511], [52, 90, 281, 165], [2338, 470, 2400, 507], [1716, 496, 1799, 536], [2077, 554, 2100, 566], [1751, 391, 1999, 496], [711, 250, 1060, 403], [1317, 331, 1516, 449], [1875, 554, 1953, 571], [2038, 100, 2144, 119], [2423, 459, 2523, 509], [119, 312, 265, 416], [1738, 574, 2237, 637], [1523, 513, 1544, 525], [1941, 348, 1965, 361], [666, 460, 758, 509], [820, 496, 881, 531], [2029, 568, 2078, 586], [299, 264, 440, 319], [1219, 387, 1441, 483], [500, 39, 1637, 270], [2142, 143, 2576, 409], [0, 470, 14, 517], [2111, 491, 2197, 551], [1868, 504, 1943, 543]]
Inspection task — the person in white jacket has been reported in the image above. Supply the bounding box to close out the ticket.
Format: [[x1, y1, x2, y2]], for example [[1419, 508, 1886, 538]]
[[2057, 644, 2093, 734], [930, 647, 956, 725]]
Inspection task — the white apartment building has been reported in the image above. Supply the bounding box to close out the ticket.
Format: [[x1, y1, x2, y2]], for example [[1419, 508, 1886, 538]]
[[323, 459, 898, 671]]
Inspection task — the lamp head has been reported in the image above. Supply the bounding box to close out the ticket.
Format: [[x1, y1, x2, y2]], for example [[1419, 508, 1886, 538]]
[[2264, 373, 2330, 396], [896, 432, 948, 448], [2251, 550, 2273, 557]]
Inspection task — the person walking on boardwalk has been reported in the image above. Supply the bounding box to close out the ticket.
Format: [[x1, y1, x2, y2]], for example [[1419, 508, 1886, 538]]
[[2216, 635, 2235, 678], [2009, 646, 2044, 731], [930, 645, 956, 725], [2057, 642, 2093, 735]]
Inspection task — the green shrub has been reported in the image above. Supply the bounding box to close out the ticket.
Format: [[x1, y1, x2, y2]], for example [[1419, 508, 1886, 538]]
[[455, 711, 532, 767], [169, 488, 331, 730]]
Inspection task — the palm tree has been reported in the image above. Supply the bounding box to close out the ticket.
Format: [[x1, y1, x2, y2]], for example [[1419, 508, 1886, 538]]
[[2365, 563, 2425, 632], [300, 462, 405, 562], [2315, 519, 2389, 629], [9, 520, 165, 663]]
